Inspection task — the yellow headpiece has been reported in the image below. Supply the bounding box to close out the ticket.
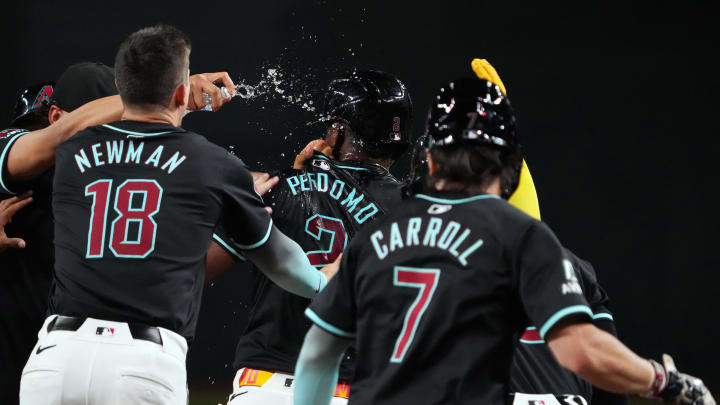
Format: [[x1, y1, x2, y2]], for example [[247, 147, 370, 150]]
[[471, 58, 541, 220]]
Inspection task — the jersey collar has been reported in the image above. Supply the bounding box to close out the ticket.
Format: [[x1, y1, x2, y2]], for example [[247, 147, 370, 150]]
[[102, 120, 184, 137], [312, 152, 390, 175], [415, 190, 501, 205]]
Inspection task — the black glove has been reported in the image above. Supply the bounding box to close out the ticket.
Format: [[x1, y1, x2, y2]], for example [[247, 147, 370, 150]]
[[648, 354, 715, 405]]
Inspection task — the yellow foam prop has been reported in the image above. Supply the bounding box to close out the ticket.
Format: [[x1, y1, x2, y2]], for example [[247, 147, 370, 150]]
[[509, 161, 541, 220], [471, 58, 541, 220]]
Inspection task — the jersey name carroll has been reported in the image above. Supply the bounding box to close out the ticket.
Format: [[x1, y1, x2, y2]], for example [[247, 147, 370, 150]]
[[370, 216, 484, 266]]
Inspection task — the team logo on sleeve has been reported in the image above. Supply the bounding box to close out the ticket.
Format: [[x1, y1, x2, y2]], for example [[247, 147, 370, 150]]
[[561, 259, 583, 295]]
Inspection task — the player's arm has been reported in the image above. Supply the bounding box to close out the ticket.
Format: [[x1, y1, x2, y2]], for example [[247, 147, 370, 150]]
[[295, 243, 358, 405], [205, 173, 278, 282], [547, 322, 654, 394], [242, 227, 339, 298], [3, 95, 123, 187], [520, 230, 713, 404], [294, 325, 351, 405]]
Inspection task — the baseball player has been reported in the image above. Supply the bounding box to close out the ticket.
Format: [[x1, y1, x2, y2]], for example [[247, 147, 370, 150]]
[[210, 70, 412, 404], [1, 65, 241, 404], [0, 76, 124, 405], [293, 77, 714, 405], [19, 24, 338, 405], [471, 58, 627, 404]]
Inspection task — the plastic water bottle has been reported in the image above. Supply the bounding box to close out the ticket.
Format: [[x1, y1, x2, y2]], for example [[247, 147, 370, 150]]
[[186, 86, 233, 114]]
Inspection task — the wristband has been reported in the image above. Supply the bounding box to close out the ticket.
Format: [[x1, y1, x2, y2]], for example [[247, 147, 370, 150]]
[[647, 359, 668, 398]]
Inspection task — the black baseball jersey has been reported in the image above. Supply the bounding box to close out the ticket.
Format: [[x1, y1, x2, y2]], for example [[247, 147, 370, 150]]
[[308, 190, 593, 405], [511, 249, 628, 405], [49, 120, 272, 342], [0, 128, 55, 405], [215, 152, 403, 380]]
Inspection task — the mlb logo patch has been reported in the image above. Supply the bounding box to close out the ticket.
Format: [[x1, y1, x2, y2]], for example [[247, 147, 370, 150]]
[[528, 401, 545, 405], [96, 327, 115, 337], [427, 204, 452, 215], [312, 159, 331, 171]]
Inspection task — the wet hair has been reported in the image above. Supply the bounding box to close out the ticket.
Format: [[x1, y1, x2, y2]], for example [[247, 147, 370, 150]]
[[115, 24, 191, 110], [326, 119, 403, 161], [428, 143, 523, 199]]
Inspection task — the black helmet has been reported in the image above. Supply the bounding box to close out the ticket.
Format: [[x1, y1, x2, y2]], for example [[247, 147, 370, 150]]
[[323, 70, 412, 155], [426, 77, 518, 150], [11, 82, 54, 127]]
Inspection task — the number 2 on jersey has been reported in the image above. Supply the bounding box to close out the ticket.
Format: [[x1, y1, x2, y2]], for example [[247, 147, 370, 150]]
[[390, 267, 440, 363], [304, 215, 347, 266], [85, 179, 163, 259]]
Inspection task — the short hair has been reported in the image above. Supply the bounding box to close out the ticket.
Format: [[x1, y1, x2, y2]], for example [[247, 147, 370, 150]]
[[429, 144, 523, 199], [115, 24, 191, 110]]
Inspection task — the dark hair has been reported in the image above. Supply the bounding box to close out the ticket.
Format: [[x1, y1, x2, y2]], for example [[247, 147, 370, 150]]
[[429, 143, 523, 199], [327, 119, 404, 162], [114, 24, 191, 109], [12, 106, 51, 131]]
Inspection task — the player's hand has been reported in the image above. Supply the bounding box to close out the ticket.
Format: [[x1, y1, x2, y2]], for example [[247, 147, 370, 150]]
[[0, 191, 33, 253], [293, 139, 334, 169], [188, 72, 235, 112], [250, 172, 279, 215], [471, 58, 507, 95], [319, 254, 342, 283], [650, 354, 715, 405]]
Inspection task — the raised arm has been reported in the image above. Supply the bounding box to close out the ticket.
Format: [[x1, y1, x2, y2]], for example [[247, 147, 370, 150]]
[[6, 95, 123, 185]]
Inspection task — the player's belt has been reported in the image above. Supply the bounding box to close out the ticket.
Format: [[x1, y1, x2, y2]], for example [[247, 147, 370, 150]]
[[237, 368, 351, 399], [47, 315, 163, 346]]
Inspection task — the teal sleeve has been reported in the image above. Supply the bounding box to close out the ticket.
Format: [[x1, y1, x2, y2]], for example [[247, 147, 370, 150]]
[[294, 325, 349, 405], [243, 226, 326, 298]]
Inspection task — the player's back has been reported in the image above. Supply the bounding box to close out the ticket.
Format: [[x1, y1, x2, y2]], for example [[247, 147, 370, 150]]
[[229, 152, 403, 378], [50, 120, 264, 342], [310, 190, 587, 405]]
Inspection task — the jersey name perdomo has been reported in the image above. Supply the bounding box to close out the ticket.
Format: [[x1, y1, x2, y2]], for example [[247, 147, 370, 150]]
[[370, 215, 485, 266], [285, 172, 378, 225], [73, 140, 187, 175]]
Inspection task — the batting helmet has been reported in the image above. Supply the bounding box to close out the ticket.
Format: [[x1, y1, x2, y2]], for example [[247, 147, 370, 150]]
[[323, 70, 412, 156], [11, 82, 54, 128], [426, 77, 518, 150]]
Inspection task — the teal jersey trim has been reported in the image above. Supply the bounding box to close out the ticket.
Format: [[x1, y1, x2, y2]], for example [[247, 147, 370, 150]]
[[592, 312, 614, 321], [305, 308, 355, 338], [519, 339, 545, 344], [316, 154, 368, 171], [415, 193, 500, 205], [102, 124, 174, 137], [212, 233, 246, 261], [539, 305, 593, 339], [0, 132, 28, 194], [234, 219, 274, 250]]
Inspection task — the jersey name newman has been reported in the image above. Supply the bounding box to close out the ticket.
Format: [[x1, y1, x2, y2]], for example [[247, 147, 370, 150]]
[[73, 140, 187, 174], [370, 217, 484, 266]]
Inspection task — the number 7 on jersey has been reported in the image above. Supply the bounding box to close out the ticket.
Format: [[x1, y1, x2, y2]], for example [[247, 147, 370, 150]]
[[390, 267, 441, 363]]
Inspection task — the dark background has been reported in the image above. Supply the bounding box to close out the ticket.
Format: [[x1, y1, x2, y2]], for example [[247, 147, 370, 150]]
[[2, 1, 719, 403]]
